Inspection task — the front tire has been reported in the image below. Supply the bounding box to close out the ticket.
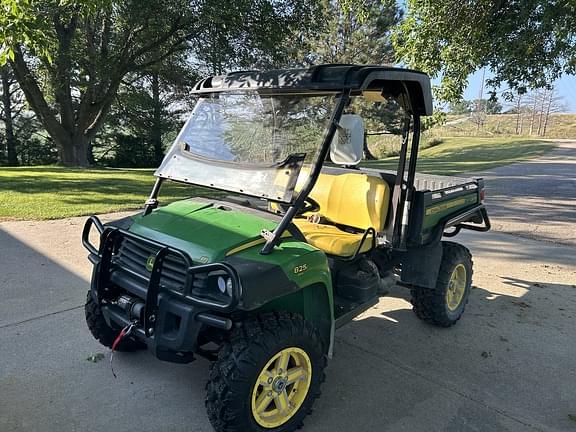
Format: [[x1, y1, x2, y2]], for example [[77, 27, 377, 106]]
[[206, 312, 326, 432], [410, 242, 473, 327]]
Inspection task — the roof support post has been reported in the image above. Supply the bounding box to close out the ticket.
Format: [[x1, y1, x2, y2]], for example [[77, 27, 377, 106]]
[[260, 88, 352, 255], [387, 116, 411, 249], [400, 114, 421, 249]]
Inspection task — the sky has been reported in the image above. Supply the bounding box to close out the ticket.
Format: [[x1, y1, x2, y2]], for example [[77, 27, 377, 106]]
[[462, 69, 576, 113]]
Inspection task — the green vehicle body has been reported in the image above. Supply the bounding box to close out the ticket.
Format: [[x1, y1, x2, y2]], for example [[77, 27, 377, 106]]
[[91, 174, 485, 354], [125, 198, 335, 349]]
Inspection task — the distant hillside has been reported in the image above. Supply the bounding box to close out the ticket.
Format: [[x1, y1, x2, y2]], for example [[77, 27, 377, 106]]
[[430, 113, 576, 139]]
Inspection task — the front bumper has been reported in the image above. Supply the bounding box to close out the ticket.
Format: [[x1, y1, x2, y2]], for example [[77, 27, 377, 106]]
[[82, 216, 240, 362]]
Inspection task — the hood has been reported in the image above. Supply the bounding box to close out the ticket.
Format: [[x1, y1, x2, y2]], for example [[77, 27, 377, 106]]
[[128, 199, 278, 263]]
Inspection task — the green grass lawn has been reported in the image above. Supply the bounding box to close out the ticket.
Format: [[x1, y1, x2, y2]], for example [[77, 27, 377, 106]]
[[363, 137, 554, 175], [0, 167, 215, 221], [0, 137, 554, 221]]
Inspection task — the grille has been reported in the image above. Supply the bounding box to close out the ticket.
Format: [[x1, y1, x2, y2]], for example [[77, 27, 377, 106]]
[[114, 237, 188, 292]]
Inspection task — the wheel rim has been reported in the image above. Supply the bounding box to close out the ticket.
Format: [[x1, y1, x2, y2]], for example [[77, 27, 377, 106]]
[[446, 264, 467, 311], [251, 347, 312, 429]]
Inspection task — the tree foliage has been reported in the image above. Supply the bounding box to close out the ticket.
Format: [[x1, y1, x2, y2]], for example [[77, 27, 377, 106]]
[[192, 0, 323, 73], [96, 58, 197, 167], [394, 0, 576, 102], [1, 0, 200, 165], [449, 100, 472, 115], [303, 0, 399, 65], [0, 0, 327, 166], [299, 0, 402, 159]]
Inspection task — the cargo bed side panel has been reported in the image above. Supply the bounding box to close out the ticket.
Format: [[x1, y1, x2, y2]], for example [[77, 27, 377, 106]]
[[408, 184, 480, 246]]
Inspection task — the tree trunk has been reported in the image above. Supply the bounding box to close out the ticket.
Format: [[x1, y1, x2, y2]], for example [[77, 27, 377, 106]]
[[515, 110, 520, 134], [1, 68, 18, 166], [363, 133, 376, 160], [151, 71, 164, 165], [537, 91, 546, 136], [87, 142, 95, 165], [529, 91, 541, 135], [515, 94, 522, 135], [53, 132, 90, 166], [542, 91, 553, 137]]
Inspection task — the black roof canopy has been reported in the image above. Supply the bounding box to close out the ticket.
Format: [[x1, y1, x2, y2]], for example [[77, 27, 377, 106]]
[[191, 64, 433, 116]]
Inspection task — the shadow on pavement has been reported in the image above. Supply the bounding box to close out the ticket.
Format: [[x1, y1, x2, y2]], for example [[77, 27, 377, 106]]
[[0, 227, 88, 328], [323, 278, 576, 431]]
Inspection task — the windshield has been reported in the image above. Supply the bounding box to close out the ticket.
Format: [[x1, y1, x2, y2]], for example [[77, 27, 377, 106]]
[[156, 91, 336, 202], [180, 92, 333, 164]]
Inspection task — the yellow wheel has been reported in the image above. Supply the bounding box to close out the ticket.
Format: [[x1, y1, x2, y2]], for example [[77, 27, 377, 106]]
[[445, 264, 467, 311], [411, 242, 472, 327], [251, 347, 312, 429], [206, 312, 326, 432]]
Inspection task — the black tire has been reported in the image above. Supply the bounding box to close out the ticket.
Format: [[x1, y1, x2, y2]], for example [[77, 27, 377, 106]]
[[206, 312, 326, 432], [84, 291, 145, 351], [410, 241, 473, 327]]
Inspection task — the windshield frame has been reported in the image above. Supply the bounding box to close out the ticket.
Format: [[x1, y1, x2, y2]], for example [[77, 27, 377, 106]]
[[155, 90, 339, 203]]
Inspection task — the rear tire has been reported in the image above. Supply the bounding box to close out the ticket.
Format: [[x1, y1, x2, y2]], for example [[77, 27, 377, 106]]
[[84, 291, 145, 351], [205, 312, 326, 432], [410, 242, 473, 327]]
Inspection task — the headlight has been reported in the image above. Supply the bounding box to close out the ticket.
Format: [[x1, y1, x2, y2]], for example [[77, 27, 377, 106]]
[[217, 276, 233, 297], [188, 263, 240, 311]]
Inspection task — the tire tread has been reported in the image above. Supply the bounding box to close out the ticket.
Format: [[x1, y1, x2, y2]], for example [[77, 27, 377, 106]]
[[206, 311, 326, 432], [410, 242, 473, 327]]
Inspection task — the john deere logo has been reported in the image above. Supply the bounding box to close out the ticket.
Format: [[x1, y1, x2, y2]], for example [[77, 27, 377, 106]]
[[146, 255, 156, 272]]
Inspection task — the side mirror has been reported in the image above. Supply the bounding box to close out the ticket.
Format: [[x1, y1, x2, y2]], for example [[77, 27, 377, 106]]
[[330, 114, 364, 165]]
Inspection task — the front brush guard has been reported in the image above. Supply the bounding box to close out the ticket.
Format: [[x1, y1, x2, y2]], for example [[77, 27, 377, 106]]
[[82, 216, 241, 337]]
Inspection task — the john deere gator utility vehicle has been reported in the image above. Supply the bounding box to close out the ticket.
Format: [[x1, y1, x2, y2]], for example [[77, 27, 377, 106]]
[[82, 65, 490, 431]]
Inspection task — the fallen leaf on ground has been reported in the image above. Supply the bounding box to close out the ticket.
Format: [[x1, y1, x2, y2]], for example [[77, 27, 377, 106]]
[[86, 353, 105, 363], [512, 301, 531, 308]]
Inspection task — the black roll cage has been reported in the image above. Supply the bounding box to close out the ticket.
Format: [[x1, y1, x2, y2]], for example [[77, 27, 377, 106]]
[[259, 87, 422, 254], [143, 89, 421, 255], [142, 65, 432, 254]]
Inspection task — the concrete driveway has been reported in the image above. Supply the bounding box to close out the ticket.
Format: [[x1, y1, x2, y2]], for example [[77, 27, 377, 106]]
[[470, 139, 576, 246], [1, 142, 576, 432]]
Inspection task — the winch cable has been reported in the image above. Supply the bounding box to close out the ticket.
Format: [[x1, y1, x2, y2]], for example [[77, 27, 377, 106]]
[[109, 322, 136, 378]]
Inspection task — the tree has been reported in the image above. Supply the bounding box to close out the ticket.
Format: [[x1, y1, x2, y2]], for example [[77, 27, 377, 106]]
[[297, 0, 400, 160], [302, 0, 399, 65], [507, 92, 526, 134], [1, 0, 200, 166], [191, 0, 324, 74], [394, 1, 576, 102], [527, 90, 544, 136], [0, 65, 21, 165], [471, 98, 503, 115], [541, 88, 565, 136], [97, 56, 198, 167], [487, 99, 502, 115], [448, 100, 472, 115], [525, 88, 565, 137], [1, 0, 326, 166]]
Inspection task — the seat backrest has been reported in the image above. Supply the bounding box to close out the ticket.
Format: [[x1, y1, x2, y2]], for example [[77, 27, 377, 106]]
[[296, 170, 390, 231], [324, 173, 389, 231], [330, 114, 364, 165]]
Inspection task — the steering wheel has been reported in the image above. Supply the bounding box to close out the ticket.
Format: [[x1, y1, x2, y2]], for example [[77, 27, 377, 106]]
[[298, 196, 320, 215], [276, 196, 320, 216]]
